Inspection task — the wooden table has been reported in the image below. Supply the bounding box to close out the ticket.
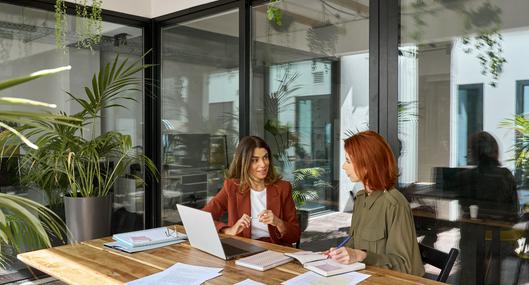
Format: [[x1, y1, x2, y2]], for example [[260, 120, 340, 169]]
[[18, 225, 443, 285]]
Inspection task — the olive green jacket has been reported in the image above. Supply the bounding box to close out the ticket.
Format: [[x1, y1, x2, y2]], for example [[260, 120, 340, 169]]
[[347, 188, 425, 276]]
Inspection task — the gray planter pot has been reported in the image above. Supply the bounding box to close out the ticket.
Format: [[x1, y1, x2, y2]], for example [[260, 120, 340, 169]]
[[64, 195, 112, 242], [296, 209, 309, 232]]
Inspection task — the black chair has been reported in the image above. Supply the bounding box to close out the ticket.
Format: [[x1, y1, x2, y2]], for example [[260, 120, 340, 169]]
[[419, 243, 459, 283]]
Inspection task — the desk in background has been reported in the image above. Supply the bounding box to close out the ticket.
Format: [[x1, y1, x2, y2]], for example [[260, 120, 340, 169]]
[[18, 225, 443, 285]]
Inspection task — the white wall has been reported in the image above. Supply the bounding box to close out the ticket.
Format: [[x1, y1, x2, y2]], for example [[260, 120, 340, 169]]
[[452, 29, 529, 171], [65, 0, 218, 18]]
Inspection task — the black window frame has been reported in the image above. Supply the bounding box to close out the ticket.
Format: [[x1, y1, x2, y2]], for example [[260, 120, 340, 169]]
[[4, 0, 401, 228]]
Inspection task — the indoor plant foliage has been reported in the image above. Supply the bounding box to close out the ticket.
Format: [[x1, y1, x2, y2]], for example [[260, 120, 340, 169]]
[[291, 167, 332, 207], [54, 0, 103, 50], [0, 68, 72, 266], [2, 53, 157, 241]]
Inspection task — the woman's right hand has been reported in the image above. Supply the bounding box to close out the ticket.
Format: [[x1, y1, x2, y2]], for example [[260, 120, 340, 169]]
[[222, 214, 251, 236]]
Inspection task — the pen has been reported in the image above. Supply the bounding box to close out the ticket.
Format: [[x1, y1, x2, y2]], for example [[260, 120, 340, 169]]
[[336, 236, 352, 249]]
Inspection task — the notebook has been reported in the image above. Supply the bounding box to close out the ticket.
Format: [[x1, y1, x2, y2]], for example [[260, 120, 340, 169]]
[[112, 227, 186, 248], [303, 259, 365, 277], [104, 239, 186, 253], [284, 251, 327, 265], [235, 250, 293, 271]]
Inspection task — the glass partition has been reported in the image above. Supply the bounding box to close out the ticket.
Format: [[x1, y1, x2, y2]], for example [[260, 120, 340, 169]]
[[0, 1, 145, 277], [160, 9, 239, 225], [399, 1, 529, 283], [250, 0, 370, 215]]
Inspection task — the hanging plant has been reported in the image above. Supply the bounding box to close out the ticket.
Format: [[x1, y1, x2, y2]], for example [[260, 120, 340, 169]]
[[54, 0, 103, 50], [75, 0, 103, 50], [461, 2, 506, 88], [54, 0, 67, 49], [266, 0, 283, 27], [462, 31, 506, 88]]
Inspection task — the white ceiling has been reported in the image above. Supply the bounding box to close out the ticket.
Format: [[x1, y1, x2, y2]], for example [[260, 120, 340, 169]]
[[65, 0, 218, 18]]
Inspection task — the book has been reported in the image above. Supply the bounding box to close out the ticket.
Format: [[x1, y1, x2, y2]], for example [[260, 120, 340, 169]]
[[104, 239, 186, 253], [284, 251, 327, 265], [303, 259, 365, 277], [112, 227, 187, 248], [235, 250, 293, 271]]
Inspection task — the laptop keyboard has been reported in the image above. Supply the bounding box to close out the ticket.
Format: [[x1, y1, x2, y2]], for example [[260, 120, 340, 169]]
[[221, 242, 248, 257]]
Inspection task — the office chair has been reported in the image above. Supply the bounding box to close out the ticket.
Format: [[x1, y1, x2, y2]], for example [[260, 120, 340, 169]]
[[419, 243, 459, 283]]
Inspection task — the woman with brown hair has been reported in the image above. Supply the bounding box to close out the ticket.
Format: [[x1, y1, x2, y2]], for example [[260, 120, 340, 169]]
[[325, 131, 425, 276], [202, 136, 300, 246]]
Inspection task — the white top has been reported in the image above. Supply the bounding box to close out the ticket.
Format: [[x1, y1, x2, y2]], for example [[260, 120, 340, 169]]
[[250, 188, 270, 239]]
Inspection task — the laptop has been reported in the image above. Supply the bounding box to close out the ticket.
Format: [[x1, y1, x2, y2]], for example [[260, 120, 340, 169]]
[[176, 204, 266, 260]]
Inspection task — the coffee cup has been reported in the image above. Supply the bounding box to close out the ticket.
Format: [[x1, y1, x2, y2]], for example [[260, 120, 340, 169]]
[[469, 205, 479, 219]]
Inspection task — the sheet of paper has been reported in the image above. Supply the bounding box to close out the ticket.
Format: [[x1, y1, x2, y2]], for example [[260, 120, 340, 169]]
[[281, 271, 370, 285], [234, 278, 267, 285], [126, 263, 223, 285]]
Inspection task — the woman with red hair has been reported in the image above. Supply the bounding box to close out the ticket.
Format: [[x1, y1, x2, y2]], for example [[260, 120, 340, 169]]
[[325, 131, 424, 276]]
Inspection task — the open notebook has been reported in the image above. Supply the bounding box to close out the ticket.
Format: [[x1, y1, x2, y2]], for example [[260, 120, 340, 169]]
[[285, 251, 365, 277], [235, 250, 293, 271], [284, 251, 327, 265], [304, 259, 365, 277]]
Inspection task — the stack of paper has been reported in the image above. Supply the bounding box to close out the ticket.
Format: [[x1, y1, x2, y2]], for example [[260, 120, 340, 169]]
[[105, 227, 187, 253], [126, 263, 223, 285]]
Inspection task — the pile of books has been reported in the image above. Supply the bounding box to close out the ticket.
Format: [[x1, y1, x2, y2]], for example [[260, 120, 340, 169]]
[[104, 226, 187, 253]]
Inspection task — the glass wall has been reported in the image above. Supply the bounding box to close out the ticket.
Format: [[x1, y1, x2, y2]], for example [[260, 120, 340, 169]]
[[0, 0, 145, 275], [250, 0, 369, 215], [399, 0, 529, 283], [160, 10, 239, 225]]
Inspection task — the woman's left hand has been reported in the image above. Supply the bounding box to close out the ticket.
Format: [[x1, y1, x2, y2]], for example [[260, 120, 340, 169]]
[[327, 247, 367, 264], [258, 209, 282, 227]]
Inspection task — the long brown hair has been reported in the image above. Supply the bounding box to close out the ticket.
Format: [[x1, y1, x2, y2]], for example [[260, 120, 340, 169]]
[[227, 136, 281, 192], [344, 131, 397, 191]]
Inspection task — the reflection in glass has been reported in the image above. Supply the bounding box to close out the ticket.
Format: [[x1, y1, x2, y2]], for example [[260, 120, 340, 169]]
[[251, 0, 369, 215], [399, 1, 529, 283], [160, 9, 239, 225]]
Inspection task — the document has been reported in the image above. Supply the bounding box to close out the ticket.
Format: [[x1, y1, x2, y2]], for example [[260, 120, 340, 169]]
[[113, 227, 187, 248], [281, 271, 370, 285], [234, 279, 266, 285], [126, 263, 223, 285], [235, 250, 293, 271], [303, 259, 365, 277], [284, 251, 327, 265]]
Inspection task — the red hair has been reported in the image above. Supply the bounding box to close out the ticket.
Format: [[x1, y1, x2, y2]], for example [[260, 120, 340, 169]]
[[344, 131, 397, 191]]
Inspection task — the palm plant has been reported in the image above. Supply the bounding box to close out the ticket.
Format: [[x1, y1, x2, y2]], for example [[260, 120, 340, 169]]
[[291, 167, 333, 207], [500, 115, 529, 183], [0, 67, 71, 266], [4, 52, 158, 200]]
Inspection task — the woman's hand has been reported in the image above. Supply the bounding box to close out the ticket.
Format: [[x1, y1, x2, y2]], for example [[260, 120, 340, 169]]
[[326, 247, 367, 264], [222, 214, 251, 236], [258, 209, 281, 227]]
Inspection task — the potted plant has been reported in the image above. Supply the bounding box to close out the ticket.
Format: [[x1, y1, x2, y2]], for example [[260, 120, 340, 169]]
[[3, 53, 158, 242], [291, 167, 333, 232], [0, 67, 72, 265]]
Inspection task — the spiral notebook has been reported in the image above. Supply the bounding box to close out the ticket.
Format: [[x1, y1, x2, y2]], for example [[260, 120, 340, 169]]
[[235, 250, 293, 271]]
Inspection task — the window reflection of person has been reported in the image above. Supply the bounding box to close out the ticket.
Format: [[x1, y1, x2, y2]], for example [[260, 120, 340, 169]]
[[458, 131, 519, 215], [324, 131, 425, 276], [458, 131, 519, 285]]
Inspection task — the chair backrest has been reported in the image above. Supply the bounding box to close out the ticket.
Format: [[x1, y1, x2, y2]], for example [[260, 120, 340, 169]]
[[418, 243, 459, 283]]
